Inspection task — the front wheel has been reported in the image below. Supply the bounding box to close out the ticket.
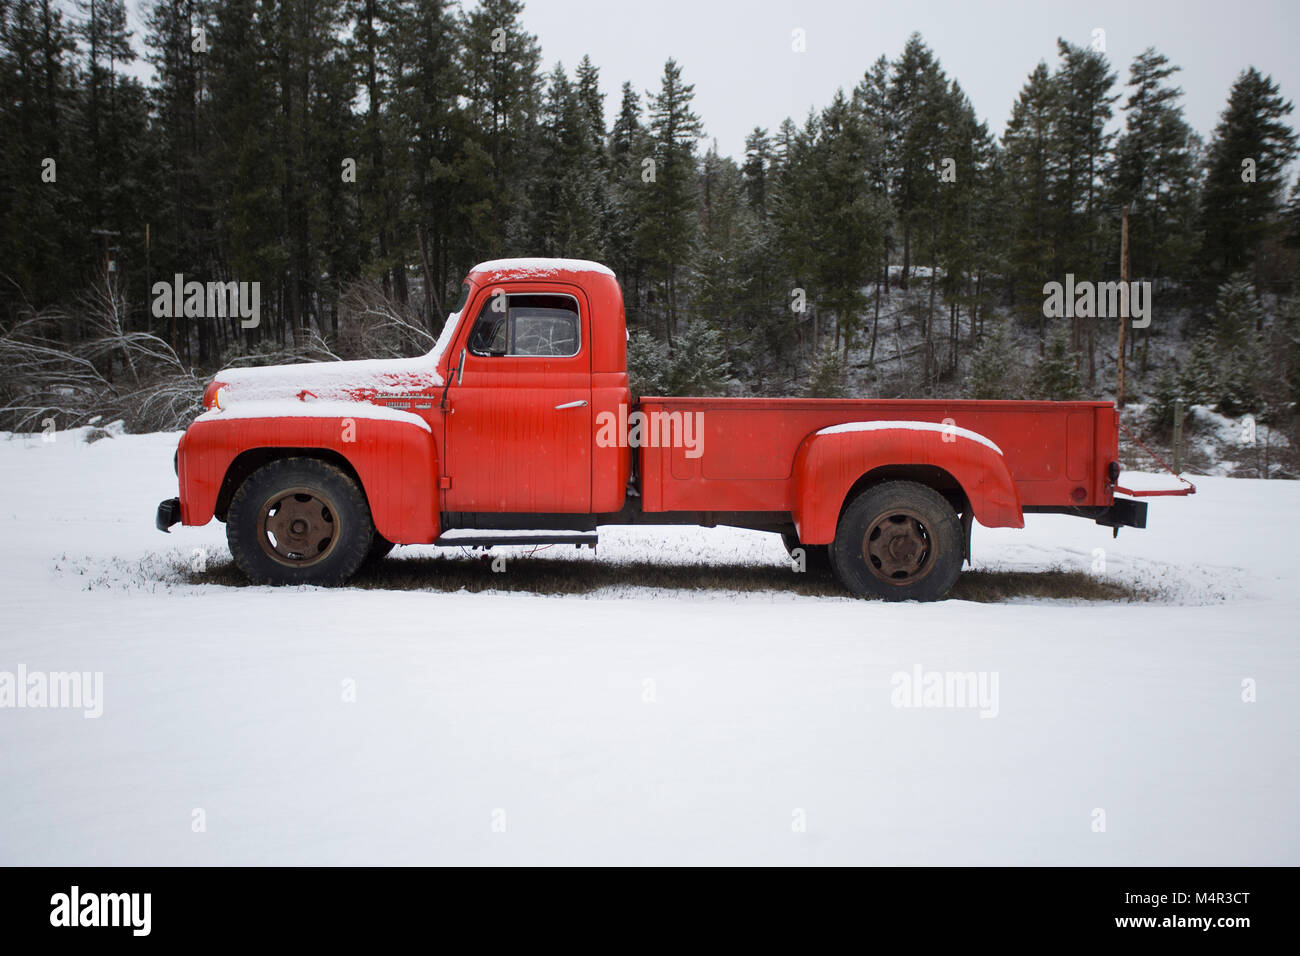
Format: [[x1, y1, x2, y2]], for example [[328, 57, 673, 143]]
[[226, 457, 374, 586], [831, 481, 962, 602]]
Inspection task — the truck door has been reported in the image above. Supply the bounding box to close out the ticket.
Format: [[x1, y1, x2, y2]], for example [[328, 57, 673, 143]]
[[443, 287, 592, 513]]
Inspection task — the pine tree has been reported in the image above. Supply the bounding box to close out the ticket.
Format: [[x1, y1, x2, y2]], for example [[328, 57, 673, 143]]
[[573, 55, 606, 157], [1051, 39, 1118, 276], [965, 319, 1016, 399], [1001, 62, 1057, 342], [694, 143, 751, 334], [1179, 335, 1220, 407], [606, 81, 648, 319], [458, 0, 542, 257], [1112, 48, 1200, 282], [0, 0, 81, 315], [1050, 39, 1118, 386], [145, 0, 217, 358], [770, 114, 820, 361], [1207, 272, 1267, 413], [932, 78, 993, 379], [806, 344, 846, 398], [1146, 363, 1183, 432], [639, 58, 703, 345], [523, 63, 602, 258], [808, 89, 887, 368], [663, 319, 730, 395], [852, 53, 895, 345], [354, 0, 467, 323], [1199, 68, 1298, 278], [207, 0, 281, 346], [886, 34, 946, 289], [1029, 326, 1082, 400], [741, 127, 772, 214]]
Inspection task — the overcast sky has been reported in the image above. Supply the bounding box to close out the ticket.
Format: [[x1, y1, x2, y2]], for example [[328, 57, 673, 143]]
[[122, 0, 1300, 163], [520, 0, 1300, 159]]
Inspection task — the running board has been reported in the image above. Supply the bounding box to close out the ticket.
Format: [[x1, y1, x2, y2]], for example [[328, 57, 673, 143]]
[[434, 534, 598, 549]]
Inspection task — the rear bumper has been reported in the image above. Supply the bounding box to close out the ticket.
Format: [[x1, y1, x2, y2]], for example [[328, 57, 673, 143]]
[[1022, 498, 1148, 530], [156, 497, 181, 532], [1095, 497, 1148, 529]]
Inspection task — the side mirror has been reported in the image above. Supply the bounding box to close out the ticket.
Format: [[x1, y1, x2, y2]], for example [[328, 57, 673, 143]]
[[440, 349, 466, 412]]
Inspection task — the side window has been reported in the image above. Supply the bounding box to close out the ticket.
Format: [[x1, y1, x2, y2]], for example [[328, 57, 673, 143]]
[[468, 293, 580, 358]]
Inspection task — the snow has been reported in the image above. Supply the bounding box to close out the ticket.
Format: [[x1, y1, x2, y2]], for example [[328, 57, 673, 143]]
[[1, 428, 1297, 864], [469, 257, 616, 280], [213, 308, 463, 402], [194, 399, 432, 433], [426, 308, 463, 377], [818, 420, 1004, 456]]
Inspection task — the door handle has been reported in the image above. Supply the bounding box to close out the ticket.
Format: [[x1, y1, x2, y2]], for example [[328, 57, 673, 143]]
[[554, 400, 588, 410]]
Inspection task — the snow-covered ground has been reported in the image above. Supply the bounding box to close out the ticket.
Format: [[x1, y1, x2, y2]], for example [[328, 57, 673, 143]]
[[0, 429, 1296, 865]]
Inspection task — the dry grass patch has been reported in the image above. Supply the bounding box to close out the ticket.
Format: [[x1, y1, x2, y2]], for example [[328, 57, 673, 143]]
[[186, 551, 1151, 602]]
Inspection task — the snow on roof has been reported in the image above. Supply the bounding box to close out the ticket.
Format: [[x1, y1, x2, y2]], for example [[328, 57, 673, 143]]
[[817, 420, 1003, 456], [468, 257, 616, 280]]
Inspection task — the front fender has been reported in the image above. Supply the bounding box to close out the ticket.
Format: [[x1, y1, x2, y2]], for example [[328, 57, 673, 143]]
[[178, 406, 440, 544], [790, 422, 1023, 545]]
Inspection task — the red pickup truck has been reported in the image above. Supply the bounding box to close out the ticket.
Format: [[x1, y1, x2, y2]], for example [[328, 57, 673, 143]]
[[157, 257, 1171, 601]]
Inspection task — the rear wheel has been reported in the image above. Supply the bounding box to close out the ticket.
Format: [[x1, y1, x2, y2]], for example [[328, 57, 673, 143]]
[[226, 457, 373, 586], [831, 481, 962, 601]]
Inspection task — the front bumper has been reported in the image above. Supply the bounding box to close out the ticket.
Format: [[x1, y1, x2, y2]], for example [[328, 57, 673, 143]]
[[156, 497, 181, 532]]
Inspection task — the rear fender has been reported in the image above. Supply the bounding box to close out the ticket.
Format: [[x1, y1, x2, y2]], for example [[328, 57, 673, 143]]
[[791, 422, 1023, 545], [178, 412, 440, 544]]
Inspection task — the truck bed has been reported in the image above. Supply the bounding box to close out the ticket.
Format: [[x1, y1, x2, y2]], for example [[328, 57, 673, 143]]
[[636, 397, 1118, 514]]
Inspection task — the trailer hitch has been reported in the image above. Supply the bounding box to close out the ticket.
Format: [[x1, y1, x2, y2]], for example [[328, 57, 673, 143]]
[[1115, 421, 1197, 497]]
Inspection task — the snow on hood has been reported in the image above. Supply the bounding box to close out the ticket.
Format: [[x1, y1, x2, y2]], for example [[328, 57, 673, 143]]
[[469, 257, 615, 280], [213, 309, 463, 402], [195, 399, 431, 432], [818, 420, 1004, 456]]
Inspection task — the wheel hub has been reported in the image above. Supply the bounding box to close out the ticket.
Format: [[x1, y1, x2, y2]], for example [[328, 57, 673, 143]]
[[863, 511, 932, 584], [258, 489, 339, 566]]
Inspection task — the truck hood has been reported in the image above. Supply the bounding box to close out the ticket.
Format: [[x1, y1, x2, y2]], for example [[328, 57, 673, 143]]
[[208, 352, 443, 407], [206, 310, 463, 408]]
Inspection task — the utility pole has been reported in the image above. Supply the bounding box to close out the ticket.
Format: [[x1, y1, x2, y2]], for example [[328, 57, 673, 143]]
[[1116, 205, 1129, 409], [1173, 399, 1185, 474], [90, 228, 120, 290]]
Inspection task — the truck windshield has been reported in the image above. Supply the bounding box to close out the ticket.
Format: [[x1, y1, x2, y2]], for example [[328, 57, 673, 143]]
[[451, 282, 470, 315]]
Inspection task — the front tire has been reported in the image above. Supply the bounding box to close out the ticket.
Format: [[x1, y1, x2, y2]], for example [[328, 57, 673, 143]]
[[226, 457, 374, 586], [831, 481, 962, 601]]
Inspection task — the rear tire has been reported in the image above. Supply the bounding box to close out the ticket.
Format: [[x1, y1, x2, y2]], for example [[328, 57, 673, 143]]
[[227, 457, 373, 586], [831, 481, 962, 602]]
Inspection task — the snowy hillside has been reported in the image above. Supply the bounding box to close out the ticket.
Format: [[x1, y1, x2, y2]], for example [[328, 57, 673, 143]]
[[0, 428, 1296, 865]]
